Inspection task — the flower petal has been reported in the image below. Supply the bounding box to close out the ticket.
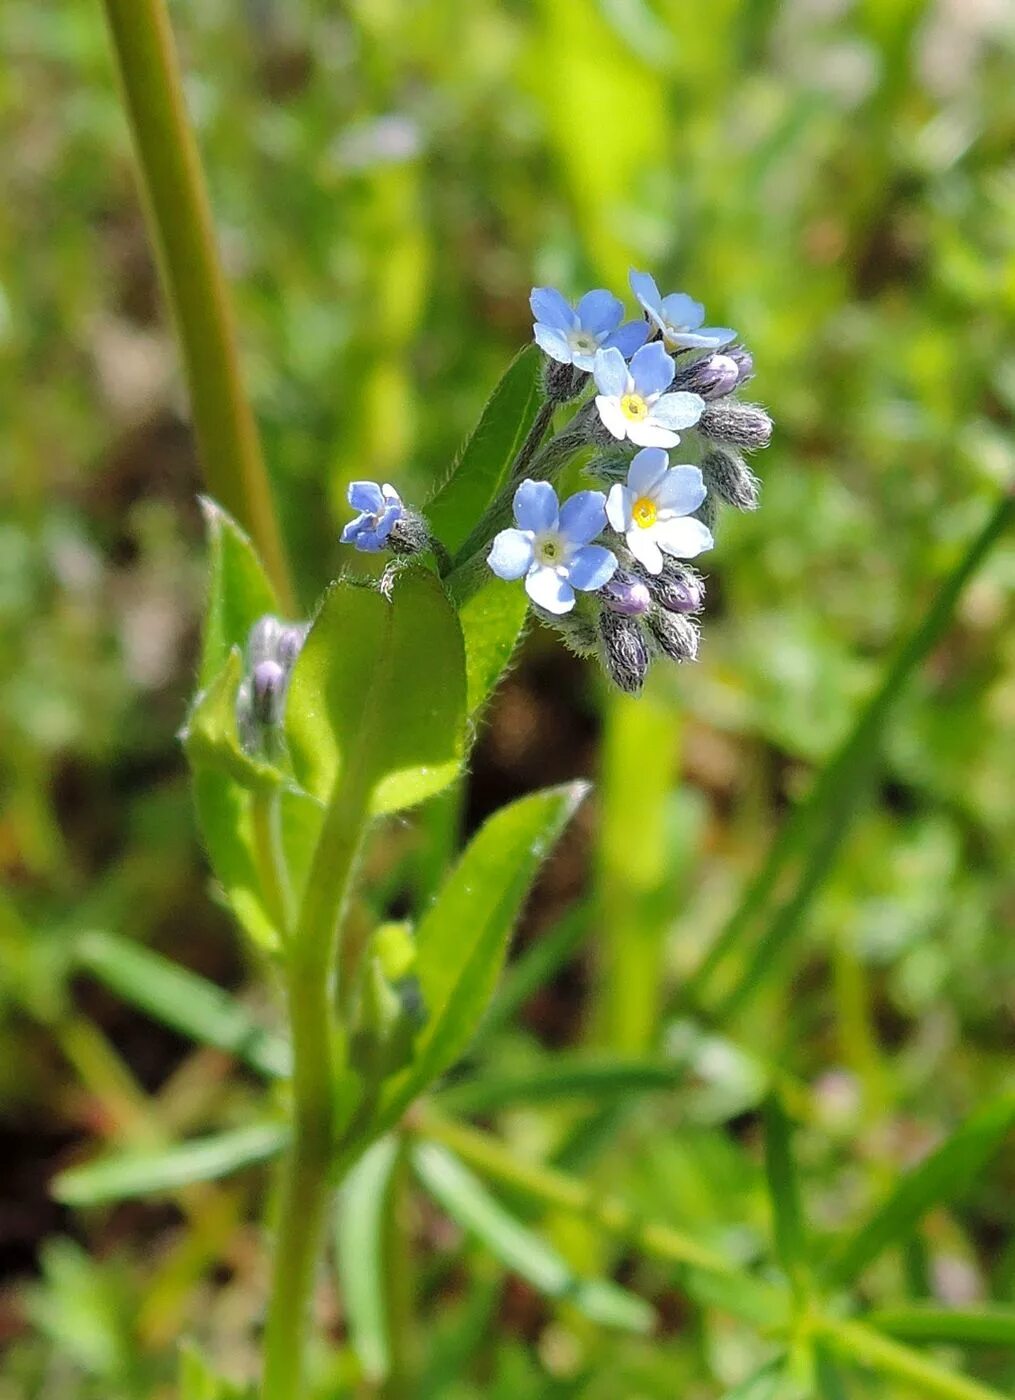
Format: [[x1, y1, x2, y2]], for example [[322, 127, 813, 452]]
[[529, 286, 575, 331], [627, 420, 679, 449], [592, 346, 630, 397], [558, 489, 607, 545], [629, 269, 663, 316], [627, 446, 670, 497], [602, 319, 650, 359], [525, 565, 575, 614], [660, 292, 704, 330], [606, 483, 632, 532], [650, 390, 705, 431], [655, 515, 714, 559], [348, 480, 384, 512], [665, 327, 737, 351], [626, 527, 663, 574], [629, 341, 675, 399], [374, 503, 399, 542], [595, 395, 630, 441], [533, 323, 573, 364], [654, 464, 706, 515], [513, 478, 559, 533], [697, 325, 737, 347], [576, 289, 623, 335], [381, 483, 402, 507], [488, 528, 534, 580], [340, 514, 368, 544], [568, 544, 618, 592]]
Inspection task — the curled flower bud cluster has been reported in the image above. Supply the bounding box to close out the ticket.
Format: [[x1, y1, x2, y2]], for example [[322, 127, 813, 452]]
[[334, 267, 771, 693], [236, 615, 310, 752]]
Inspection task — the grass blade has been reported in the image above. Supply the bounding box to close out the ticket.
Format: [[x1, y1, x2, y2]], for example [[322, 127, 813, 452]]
[[763, 1094, 806, 1288], [866, 1306, 1015, 1346], [436, 1056, 686, 1115], [335, 1137, 400, 1384]]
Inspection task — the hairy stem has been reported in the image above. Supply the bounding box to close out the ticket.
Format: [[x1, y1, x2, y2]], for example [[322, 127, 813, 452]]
[[99, 0, 295, 610]]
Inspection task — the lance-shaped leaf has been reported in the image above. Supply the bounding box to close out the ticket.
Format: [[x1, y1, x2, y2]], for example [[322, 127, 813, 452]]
[[53, 1124, 287, 1206], [424, 345, 545, 556], [438, 1056, 686, 1115], [763, 1094, 807, 1289], [454, 570, 531, 716], [286, 567, 466, 817], [334, 1137, 400, 1384], [198, 497, 279, 690], [866, 1306, 1015, 1347], [822, 1093, 1015, 1289], [412, 1142, 654, 1334], [375, 782, 587, 1129]]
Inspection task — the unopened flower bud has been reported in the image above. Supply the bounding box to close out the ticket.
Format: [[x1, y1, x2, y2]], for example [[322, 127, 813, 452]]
[[651, 561, 705, 614], [694, 493, 718, 532], [275, 622, 310, 672], [544, 359, 588, 404], [600, 569, 652, 616], [599, 609, 649, 694], [247, 614, 286, 667], [698, 401, 772, 451], [585, 453, 632, 487], [387, 509, 433, 557], [701, 448, 760, 511], [727, 344, 754, 384], [251, 659, 287, 725], [647, 610, 700, 663], [672, 353, 739, 400]]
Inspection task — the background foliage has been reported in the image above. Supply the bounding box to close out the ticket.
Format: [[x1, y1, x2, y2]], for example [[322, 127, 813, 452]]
[[1, 0, 1013, 1395]]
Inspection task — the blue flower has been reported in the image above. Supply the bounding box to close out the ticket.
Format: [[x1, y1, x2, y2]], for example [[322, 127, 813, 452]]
[[605, 447, 713, 575], [488, 479, 618, 615], [531, 287, 649, 372], [340, 480, 403, 552], [629, 270, 736, 352], [593, 343, 704, 449]]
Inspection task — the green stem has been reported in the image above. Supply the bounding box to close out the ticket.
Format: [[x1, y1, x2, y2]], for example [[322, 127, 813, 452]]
[[99, 0, 295, 611], [817, 1315, 1007, 1400], [252, 789, 294, 941], [262, 775, 370, 1400], [507, 398, 557, 484]]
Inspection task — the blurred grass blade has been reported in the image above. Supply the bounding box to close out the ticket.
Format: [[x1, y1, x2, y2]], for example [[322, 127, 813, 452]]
[[719, 1356, 787, 1399], [823, 1094, 1015, 1289], [53, 1124, 287, 1205], [682, 1266, 789, 1329], [424, 345, 545, 555], [762, 1094, 806, 1287], [694, 492, 1013, 1012], [476, 900, 590, 1047], [813, 1343, 850, 1400], [820, 1315, 1009, 1400], [335, 1137, 400, 1384], [866, 1306, 1015, 1346], [75, 930, 291, 1080], [411, 1141, 654, 1334], [436, 1056, 685, 1115]]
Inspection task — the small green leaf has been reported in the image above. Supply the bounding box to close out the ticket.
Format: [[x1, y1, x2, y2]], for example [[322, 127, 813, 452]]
[[822, 1094, 1015, 1289], [454, 570, 531, 716], [376, 783, 587, 1127], [179, 1342, 252, 1400], [866, 1306, 1015, 1347], [437, 1056, 685, 1115], [425, 345, 545, 556], [198, 497, 278, 690], [412, 1142, 654, 1334], [53, 1124, 287, 1206], [286, 568, 466, 817], [682, 1266, 790, 1328], [763, 1094, 806, 1284], [74, 930, 290, 1079], [720, 1357, 788, 1400], [335, 1137, 400, 1384], [182, 648, 279, 794]]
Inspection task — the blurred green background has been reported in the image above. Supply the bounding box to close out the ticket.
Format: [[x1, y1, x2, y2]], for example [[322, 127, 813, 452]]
[[1, 0, 1013, 1395]]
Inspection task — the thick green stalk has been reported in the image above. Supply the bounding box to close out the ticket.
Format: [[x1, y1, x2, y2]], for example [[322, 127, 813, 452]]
[[262, 775, 370, 1400], [99, 0, 295, 611]]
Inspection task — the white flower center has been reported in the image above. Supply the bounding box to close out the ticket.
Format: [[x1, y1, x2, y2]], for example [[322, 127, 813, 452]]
[[569, 330, 599, 355], [534, 532, 567, 568]]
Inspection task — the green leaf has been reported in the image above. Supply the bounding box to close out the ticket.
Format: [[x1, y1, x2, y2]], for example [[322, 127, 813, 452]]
[[335, 1137, 400, 1384], [866, 1306, 1015, 1347], [763, 1094, 806, 1284], [412, 1142, 654, 1334], [178, 1342, 252, 1400], [198, 497, 278, 690], [74, 930, 290, 1079], [823, 1094, 1015, 1289], [377, 783, 588, 1127], [822, 1315, 1010, 1400], [682, 1266, 790, 1328], [424, 345, 545, 556], [454, 570, 531, 716], [477, 900, 590, 1048], [53, 1124, 287, 1205], [720, 1357, 788, 1400], [182, 648, 279, 794], [285, 567, 466, 817], [437, 1056, 686, 1115]]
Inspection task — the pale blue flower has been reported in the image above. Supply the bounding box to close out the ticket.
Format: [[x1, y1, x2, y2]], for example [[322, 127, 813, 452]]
[[488, 479, 618, 615], [341, 480, 403, 552], [531, 287, 649, 372], [606, 447, 713, 575], [629, 270, 736, 352], [593, 343, 704, 449]]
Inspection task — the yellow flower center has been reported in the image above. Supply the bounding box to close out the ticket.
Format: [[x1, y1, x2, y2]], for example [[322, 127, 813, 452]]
[[632, 496, 657, 529], [620, 393, 648, 421]]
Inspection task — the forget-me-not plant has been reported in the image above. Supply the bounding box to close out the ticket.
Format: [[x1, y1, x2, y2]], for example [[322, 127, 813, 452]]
[[593, 343, 704, 449], [340, 480, 404, 552], [531, 287, 649, 371], [630, 269, 737, 352], [488, 479, 617, 614]]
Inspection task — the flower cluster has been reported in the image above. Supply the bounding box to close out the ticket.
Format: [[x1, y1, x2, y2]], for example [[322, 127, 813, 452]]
[[334, 268, 772, 694]]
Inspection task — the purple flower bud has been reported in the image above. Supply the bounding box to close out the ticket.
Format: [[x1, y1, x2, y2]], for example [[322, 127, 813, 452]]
[[247, 614, 286, 667], [727, 344, 754, 384], [673, 353, 739, 400], [600, 569, 652, 616], [251, 659, 287, 726], [275, 622, 310, 671], [652, 562, 705, 614], [647, 611, 700, 663], [599, 609, 649, 694]]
